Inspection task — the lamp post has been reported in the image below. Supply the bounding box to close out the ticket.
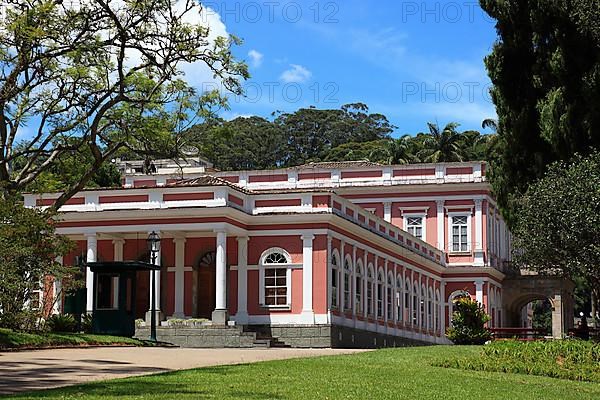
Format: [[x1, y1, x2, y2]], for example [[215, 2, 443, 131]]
[[147, 231, 161, 342]]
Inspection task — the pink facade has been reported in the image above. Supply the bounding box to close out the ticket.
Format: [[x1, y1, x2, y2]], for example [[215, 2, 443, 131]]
[[28, 161, 511, 345]]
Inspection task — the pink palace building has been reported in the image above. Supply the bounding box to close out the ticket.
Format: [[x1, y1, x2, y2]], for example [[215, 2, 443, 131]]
[[26, 159, 574, 347]]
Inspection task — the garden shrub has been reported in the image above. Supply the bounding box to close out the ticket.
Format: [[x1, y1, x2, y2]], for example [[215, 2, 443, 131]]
[[446, 296, 491, 345], [46, 314, 77, 333], [435, 339, 600, 382]]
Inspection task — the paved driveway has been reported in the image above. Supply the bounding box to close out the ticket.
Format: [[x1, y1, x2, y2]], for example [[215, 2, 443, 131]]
[[0, 347, 365, 395]]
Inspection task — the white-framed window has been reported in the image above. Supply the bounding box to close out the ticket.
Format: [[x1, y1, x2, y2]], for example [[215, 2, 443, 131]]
[[404, 214, 426, 240], [367, 265, 374, 316], [330, 251, 340, 310], [435, 289, 441, 332], [386, 273, 394, 321], [343, 257, 352, 312], [412, 282, 419, 326], [428, 287, 434, 330], [404, 279, 411, 324], [377, 270, 385, 319], [420, 285, 426, 329], [260, 248, 292, 308], [355, 261, 363, 314], [396, 276, 403, 323], [449, 214, 470, 252]]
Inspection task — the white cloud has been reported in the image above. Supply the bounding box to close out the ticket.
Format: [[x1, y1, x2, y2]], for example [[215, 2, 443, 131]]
[[280, 64, 313, 83], [248, 50, 264, 68]]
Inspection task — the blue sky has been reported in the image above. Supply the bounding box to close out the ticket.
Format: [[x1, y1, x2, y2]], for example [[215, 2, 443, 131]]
[[205, 0, 499, 136]]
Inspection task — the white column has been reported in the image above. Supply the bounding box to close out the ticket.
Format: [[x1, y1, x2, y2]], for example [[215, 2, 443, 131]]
[[236, 236, 249, 324], [85, 233, 97, 313], [474, 199, 484, 266], [301, 234, 315, 322], [436, 200, 445, 251], [212, 229, 228, 324], [173, 237, 186, 318], [475, 280, 484, 305], [383, 202, 392, 223]]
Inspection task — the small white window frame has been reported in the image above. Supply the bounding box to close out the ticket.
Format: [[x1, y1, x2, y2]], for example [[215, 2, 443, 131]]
[[403, 213, 427, 241], [259, 248, 293, 309], [447, 212, 472, 253]]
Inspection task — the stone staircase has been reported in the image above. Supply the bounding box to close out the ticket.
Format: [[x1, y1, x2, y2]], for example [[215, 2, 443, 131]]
[[135, 323, 291, 348]]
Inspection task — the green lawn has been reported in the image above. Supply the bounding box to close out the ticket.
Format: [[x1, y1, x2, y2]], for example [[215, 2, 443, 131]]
[[0, 328, 146, 350], [4, 346, 600, 400]]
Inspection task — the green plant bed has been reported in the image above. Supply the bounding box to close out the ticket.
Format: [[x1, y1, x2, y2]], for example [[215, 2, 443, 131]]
[[435, 340, 600, 382], [0, 328, 147, 350]]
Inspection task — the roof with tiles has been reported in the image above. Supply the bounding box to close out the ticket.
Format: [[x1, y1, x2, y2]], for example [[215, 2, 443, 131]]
[[296, 160, 382, 169]]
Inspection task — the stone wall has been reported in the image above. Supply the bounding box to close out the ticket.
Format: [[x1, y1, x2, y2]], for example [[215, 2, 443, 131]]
[[247, 325, 431, 348], [135, 325, 257, 348]]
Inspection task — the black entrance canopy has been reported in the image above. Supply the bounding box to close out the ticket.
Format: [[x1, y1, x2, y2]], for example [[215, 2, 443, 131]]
[[87, 261, 160, 337]]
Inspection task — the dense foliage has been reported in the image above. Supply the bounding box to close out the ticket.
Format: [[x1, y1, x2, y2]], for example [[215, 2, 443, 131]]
[[446, 296, 492, 345], [0, 0, 247, 208], [480, 0, 600, 220], [186, 106, 496, 170], [512, 152, 600, 322], [0, 198, 77, 331], [0, 328, 145, 350], [437, 340, 600, 382]]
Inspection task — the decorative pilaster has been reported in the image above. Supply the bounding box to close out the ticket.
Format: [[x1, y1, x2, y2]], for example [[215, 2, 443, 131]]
[[436, 200, 445, 251], [475, 280, 484, 305], [473, 199, 485, 266], [383, 202, 392, 223]]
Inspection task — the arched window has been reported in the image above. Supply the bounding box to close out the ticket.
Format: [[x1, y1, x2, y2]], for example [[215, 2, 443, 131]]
[[396, 275, 403, 324], [435, 289, 441, 332], [386, 273, 394, 321], [448, 290, 471, 326], [355, 261, 363, 315], [404, 279, 411, 324], [428, 287, 434, 330], [367, 265, 374, 316], [420, 285, 426, 329], [260, 248, 292, 308], [412, 282, 419, 326], [343, 257, 352, 312], [377, 270, 385, 319], [330, 251, 339, 310]]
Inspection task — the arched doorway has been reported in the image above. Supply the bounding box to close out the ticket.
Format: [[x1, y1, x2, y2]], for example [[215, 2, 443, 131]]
[[502, 276, 575, 338], [192, 251, 216, 319]]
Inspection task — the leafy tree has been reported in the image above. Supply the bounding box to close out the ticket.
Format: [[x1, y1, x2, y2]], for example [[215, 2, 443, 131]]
[[274, 103, 395, 166], [418, 122, 464, 163], [446, 296, 492, 345], [187, 116, 287, 170], [480, 0, 600, 218], [324, 140, 388, 163], [512, 152, 600, 326], [0, 198, 77, 331], [0, 0, 247, 207]]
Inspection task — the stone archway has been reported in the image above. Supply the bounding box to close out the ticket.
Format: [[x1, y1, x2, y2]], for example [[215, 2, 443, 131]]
[[502, 275, 575, 338], [192, 251, 216, 319]]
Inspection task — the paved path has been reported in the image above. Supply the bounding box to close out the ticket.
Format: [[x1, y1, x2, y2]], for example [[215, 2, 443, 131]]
[[0, 347, 366, 395]]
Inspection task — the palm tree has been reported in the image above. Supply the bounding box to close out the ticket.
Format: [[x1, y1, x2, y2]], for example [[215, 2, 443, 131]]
[[482, 118, 498, 132], [418, 122, 464, 163], [372, 135, 417, 165]]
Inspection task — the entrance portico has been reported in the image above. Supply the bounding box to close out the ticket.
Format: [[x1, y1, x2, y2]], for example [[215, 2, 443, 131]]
[[75, 225, 242, 326]]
